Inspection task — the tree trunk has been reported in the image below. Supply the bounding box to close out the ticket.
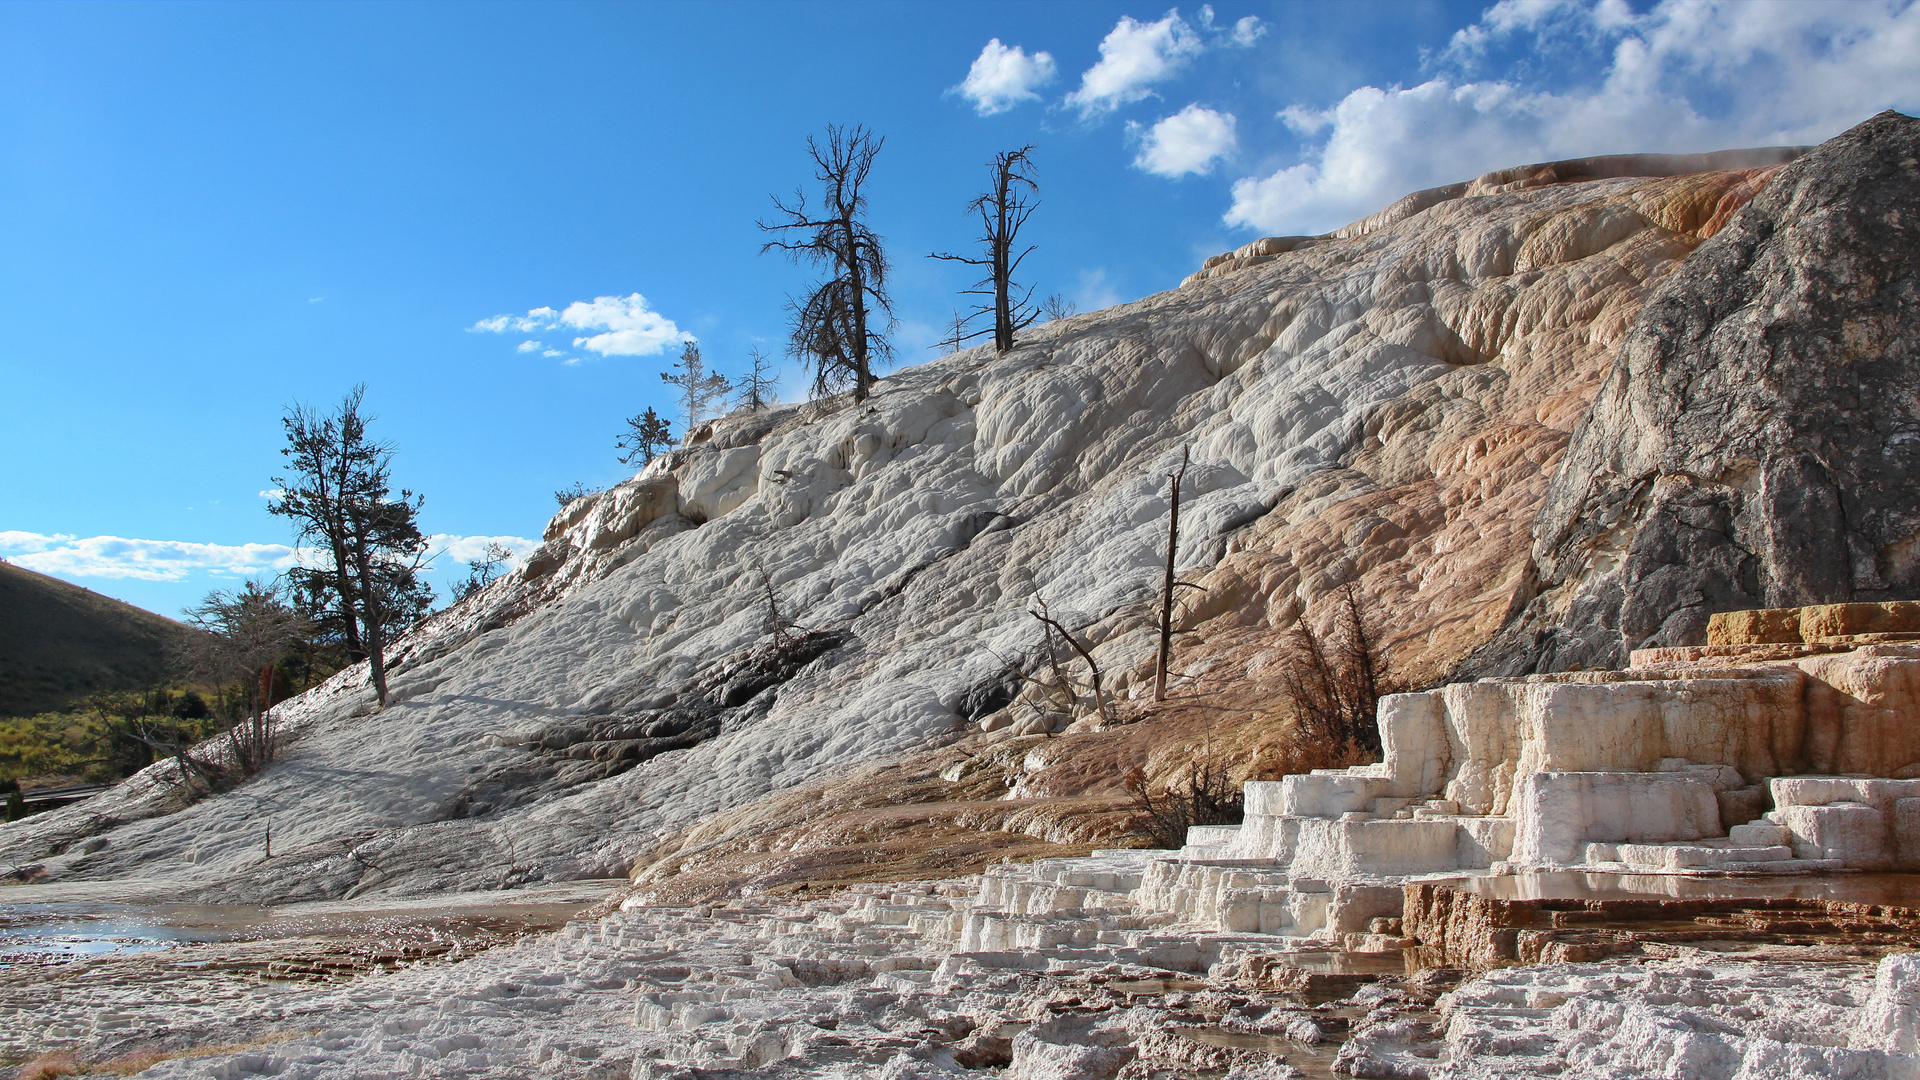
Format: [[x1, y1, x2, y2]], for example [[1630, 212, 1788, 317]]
[[353, 533, 389, 707], [1154, 449, 1191, 703]]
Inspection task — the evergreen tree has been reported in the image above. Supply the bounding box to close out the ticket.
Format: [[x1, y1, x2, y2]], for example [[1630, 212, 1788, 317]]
[[270, 385, 430, 708], [617, 407, 674, 466], [659, 342, 731, 435]]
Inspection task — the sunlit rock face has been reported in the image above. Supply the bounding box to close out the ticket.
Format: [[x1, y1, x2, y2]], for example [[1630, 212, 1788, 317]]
[[1475, 109, 1920, 675], [14, 114, 1920, 902]]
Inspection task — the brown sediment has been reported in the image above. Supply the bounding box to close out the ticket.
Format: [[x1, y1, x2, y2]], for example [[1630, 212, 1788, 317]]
[[625, 696, 1358, 903], [1403, 873, 1920, 971]]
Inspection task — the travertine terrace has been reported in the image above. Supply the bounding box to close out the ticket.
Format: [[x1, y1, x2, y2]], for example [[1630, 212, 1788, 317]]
[[5, 112, 1920, 1079]]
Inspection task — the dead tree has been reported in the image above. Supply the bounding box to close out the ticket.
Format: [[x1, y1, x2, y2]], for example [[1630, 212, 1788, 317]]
[[1281, 583, 1393, 759], [732, 347, 778, 413], [1125, 759, 1244, 849], [1154, 448, 1196, 702], [930, 146, 1040, 353], [760, 125, 893, 402], [181, 580, 306, 778]]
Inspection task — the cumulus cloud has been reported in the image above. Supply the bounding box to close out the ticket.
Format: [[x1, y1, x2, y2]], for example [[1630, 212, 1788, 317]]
[[0, 532, 310, 582], [1133, 104, 1237, 177], [473, 295, 689, 359], [1226, 0, 1920, 235], [426, 533, 541, 569], [1065, 10, 1205, 117], [556, 294, 692, 357], [953, 38, 1058, 115]]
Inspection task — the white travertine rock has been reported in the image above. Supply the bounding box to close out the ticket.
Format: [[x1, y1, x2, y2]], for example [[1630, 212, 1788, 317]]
[[1511, 771, 1721, 866], [1865, 953, 1920, 1054], [1775, 803, 1892, 870]]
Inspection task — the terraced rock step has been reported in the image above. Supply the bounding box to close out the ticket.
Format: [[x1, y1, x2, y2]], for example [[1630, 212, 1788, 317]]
[[1404, 875, 1920, 971]]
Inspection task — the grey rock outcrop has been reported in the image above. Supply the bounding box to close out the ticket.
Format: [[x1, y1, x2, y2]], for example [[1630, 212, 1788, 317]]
[[1475, 110, 1920, 674]]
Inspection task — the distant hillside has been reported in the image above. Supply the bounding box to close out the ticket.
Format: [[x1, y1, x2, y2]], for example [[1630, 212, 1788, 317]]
[[0, 561, 198, 716]]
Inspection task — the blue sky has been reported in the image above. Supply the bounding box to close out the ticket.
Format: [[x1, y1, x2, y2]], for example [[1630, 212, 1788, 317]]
[[3, 0, 1915, 619]]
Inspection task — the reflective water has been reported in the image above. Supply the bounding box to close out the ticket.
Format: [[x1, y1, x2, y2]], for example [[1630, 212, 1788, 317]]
[[0, 904, 232, 958], [0, 884, 619, 966]]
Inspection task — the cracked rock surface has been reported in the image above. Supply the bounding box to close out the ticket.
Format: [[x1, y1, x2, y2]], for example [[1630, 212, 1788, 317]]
[[1475, 109, 1920, 675]]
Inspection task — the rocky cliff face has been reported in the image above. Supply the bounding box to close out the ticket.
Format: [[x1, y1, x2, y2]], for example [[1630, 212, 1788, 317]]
[[1470, 110, 1920, 674], [5, 116, 1912, 902]]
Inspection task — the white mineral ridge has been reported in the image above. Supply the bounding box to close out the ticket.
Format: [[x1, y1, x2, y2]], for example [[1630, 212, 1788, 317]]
[[1, 169, 1720, 900]]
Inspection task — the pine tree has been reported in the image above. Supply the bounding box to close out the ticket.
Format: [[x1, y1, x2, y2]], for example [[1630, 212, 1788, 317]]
[[270, 385, 431, 708], [660, 342, 731, 435], [617, 407, 674, 466]]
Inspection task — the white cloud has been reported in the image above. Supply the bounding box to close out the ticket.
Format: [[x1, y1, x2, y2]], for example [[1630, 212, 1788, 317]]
[[473, 296, 687, 359], [1278, 104, 1332, 136], [1065, 10, 1205, 118], [258, 489, 285, 501], [1195, 6, 1265, 46], [0, 530, 73, 554], [557, 294, 692, 357], [953, 38, 1058, 116], [1133, 104, 1237, 177], [426, 534, 540, 569], [1227, 0, 1920, 235], [0, 532, 310, 582], [471, 307, 556, 335]]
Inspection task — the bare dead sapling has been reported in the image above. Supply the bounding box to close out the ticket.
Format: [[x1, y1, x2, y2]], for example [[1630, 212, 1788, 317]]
[[760, 125, 893, 402], [732, 347, 778, 414], [1281, 582, 1394, 759], [180, 580, 309, 779], [450, 541, 514, 605]]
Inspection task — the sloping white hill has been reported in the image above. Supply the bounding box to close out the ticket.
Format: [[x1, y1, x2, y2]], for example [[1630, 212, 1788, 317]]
[[1, 146, 1803, 902]]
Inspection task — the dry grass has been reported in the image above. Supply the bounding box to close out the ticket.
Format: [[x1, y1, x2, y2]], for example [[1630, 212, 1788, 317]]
[[14, 1031, 314, 1079], [15, 1051, 80, 1080]]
